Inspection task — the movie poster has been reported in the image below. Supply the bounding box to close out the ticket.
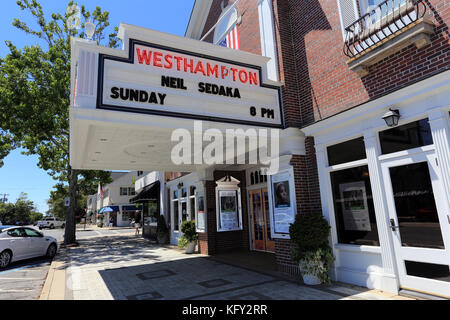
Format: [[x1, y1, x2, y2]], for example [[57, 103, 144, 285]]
[[271, 171, 295, 234], [219, 190, 239, 231], [339, 181, 371, 231]]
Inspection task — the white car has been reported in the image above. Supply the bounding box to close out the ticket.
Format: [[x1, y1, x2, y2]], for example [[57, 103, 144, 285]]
[[37, 217, 65, 229], [0, 226, 58, 268]]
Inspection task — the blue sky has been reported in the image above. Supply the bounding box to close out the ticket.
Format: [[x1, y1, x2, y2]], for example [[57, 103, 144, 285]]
[[0, 0, 195, 213]]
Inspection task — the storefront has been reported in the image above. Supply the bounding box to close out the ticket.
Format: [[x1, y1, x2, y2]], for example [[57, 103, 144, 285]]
[[303, 70, 450, 297], [130, 180, 161, 239]]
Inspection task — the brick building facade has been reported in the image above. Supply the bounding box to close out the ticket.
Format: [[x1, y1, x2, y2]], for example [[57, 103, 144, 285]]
[[184, 0, 450, 297]]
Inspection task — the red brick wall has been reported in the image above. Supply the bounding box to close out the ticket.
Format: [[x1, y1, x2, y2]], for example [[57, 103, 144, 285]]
[[286, 0, 450, 127]]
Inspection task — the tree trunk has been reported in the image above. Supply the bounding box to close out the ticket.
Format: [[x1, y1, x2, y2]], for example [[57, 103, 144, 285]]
[[64, 166, 78, 244]]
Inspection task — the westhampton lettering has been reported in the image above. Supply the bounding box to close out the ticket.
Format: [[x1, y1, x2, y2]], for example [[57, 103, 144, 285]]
[[135, 47, 259, 86]]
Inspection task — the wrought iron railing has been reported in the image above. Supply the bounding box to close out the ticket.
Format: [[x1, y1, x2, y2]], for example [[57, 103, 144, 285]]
[[343, 0, 427, 58]]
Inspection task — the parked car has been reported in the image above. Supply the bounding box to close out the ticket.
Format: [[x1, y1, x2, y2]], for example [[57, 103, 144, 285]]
[[0, 226, 58, 268], [37, 217, 65, 230]]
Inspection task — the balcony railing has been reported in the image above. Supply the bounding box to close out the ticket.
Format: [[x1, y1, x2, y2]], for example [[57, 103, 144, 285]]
[[343, 0, 427, 58]]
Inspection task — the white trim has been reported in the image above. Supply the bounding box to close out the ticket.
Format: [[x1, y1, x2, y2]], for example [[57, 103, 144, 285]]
[[257, 0, 279, 81], [185, 0, 214, 40]]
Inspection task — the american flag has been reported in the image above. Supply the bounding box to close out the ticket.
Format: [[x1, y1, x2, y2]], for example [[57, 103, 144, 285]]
[[219, 24, 240, 50]]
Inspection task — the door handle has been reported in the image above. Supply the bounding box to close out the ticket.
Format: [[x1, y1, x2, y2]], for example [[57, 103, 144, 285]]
[[390, 219, 400, 231]]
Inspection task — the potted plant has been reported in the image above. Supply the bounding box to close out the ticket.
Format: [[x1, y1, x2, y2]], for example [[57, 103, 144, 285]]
[[289, 212, 334, 285], [156, 215, 168, 244], [178, 220, 198, 254], [97, 214, 104, 228]]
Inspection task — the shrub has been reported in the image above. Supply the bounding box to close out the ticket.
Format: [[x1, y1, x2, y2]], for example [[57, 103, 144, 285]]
[[156, 215, 168, 237], [178, 235, 189, 249], [180, 220, 198, 242], [289, 212, 334, 283], [289, 212, 331, 261]]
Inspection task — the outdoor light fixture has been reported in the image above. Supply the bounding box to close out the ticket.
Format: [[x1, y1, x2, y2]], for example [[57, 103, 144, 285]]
[[177, 182, 184, 189], [85, 19, 96, 40], [382, 108, 401, 127]]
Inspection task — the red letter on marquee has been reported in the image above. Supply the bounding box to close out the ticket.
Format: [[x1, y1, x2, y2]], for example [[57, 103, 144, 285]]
[[153, 51, 163, 68], [221, 66, 229, 79], [207, 63, 218, 78], [249, 72, 258, 85], [194, 61, 206, 76], [136, 48, 152, 65], [164, 54, 173, 69]]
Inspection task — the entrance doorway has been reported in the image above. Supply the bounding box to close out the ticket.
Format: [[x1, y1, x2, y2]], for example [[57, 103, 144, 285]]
[[249, 188, 274, 253], [381, 150, 450, 297]]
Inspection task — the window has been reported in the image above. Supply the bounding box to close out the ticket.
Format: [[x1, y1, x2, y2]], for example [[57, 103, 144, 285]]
[[330, 165, 380, 246], [137, 171, 143, 176], [173, 200, 179, 231], [379, 118, 433, 155], [327, 137, 366, 166], [128, 187, 136, 196], [7, 228, 25, 237], [23, 228, 41, 237], [120, 187, 128, 196]]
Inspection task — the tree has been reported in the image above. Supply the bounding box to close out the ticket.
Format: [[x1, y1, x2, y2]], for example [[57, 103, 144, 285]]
[[0, 0, 117, 243], [0, 193, 40, 224]]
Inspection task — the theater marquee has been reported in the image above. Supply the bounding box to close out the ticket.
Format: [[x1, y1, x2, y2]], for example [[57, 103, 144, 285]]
[[97, 39, 283, 127]]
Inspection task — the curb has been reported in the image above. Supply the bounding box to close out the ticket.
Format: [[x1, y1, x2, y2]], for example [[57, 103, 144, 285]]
[[40, 243, 67, 300]]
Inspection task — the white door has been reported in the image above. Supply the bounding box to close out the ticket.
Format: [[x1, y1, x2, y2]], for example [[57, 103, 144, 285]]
[[382, 150, 450, 297]]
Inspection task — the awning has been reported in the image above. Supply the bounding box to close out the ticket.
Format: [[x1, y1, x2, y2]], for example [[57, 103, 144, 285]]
[[98, 206, 120, 213], [122, 205, 142, 212], [130, 181, 160, 203]]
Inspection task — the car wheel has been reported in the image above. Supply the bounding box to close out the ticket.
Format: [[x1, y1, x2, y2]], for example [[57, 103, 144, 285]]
[[46, 243, 57, 259], [39, 226, 43, 230], [50, 224, 55, 229], [0, 250, 12, 268], [61, 224, 65, 229]]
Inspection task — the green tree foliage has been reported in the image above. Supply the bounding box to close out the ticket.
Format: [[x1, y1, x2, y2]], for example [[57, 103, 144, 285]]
[[0, 192, 43, 224], [0, 1, 118, 243]]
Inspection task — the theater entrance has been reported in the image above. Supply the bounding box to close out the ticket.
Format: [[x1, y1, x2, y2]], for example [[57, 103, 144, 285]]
[[249, 188, 275, 253]]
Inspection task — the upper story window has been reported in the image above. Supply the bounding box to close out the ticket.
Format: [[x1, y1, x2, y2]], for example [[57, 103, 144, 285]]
[[213, 4, 240, 50], [137, 171, 143, 176]]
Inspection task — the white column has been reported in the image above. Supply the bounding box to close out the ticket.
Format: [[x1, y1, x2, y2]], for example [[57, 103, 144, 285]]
[[315, 144, 339, 281], [428, 108, 450, 213], [364, 130, 399, 294]]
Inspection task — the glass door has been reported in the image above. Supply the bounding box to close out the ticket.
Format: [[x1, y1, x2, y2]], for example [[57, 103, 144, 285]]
[[381, 150, 450, 297], [249, 188, 274, 253]]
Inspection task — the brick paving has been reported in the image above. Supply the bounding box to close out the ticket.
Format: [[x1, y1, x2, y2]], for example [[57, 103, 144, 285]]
[[63, 235, 412, 300]]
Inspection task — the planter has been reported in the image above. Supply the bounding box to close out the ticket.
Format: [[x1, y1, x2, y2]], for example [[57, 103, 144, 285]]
[[185, 241, 196, 254], [157, 233, 168, 244], [299, 260, 322, 285]]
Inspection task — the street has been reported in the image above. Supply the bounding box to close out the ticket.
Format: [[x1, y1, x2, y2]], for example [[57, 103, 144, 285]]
[[0, 226, 134, 300]]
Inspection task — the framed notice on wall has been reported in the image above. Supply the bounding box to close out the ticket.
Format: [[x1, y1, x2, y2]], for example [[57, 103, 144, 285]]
[[339, 181, 371, 231], [270, 170, 296, 235], [218, 190, 240, 231]]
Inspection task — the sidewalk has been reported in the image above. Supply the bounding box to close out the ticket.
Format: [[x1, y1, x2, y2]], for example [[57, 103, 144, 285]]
[[40, 234, 414, 300]]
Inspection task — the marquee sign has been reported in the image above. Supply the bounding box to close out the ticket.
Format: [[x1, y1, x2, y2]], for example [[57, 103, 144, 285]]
[[97, 39, 283, 127]]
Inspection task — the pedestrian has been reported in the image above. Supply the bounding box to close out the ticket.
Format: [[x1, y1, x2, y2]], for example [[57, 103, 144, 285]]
[[135, 219, 140, 236], [109, 217, 113, 228]]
